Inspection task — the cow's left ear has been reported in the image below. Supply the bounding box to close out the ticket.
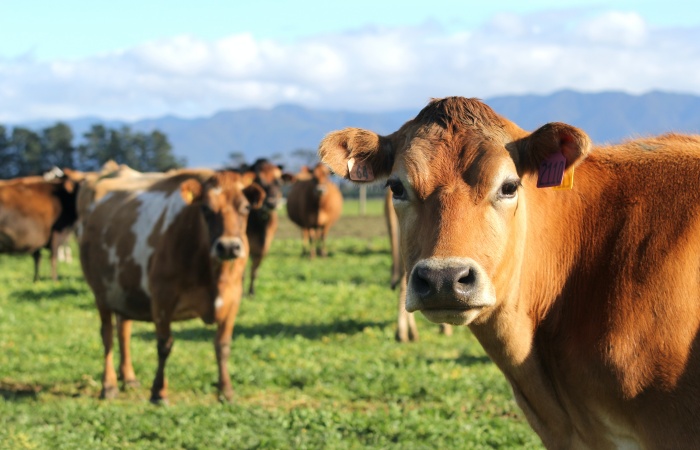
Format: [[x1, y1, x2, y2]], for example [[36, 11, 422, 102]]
[[318, 128, 394, 183], [517, 122, 592, 172], [243, 183, 266, 209], [180, 179, 203, 205], [240, 171, 257, 187]]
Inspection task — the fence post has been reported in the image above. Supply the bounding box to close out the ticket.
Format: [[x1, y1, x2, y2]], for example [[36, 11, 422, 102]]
[[359, 185, 367, 216]]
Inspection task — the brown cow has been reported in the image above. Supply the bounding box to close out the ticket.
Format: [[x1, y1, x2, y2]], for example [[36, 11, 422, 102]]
[[385, 189, 452, 342], [0, 174, 78, 281], [319, 96, 700, 448], [286, 163, 343, 258], [238, 159, 289, 296], [79, 169, 264, 403]]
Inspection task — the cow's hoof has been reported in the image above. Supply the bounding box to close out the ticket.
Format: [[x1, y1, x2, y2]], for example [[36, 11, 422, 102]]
[[123, 379, 141, 390], [218, 388, 234, 403], [149, 396, 169, 406], [100, 386, 119, 400]]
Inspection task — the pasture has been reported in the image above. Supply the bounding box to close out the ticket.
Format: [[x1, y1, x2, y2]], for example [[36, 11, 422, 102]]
[[0, 199, 541, 449]]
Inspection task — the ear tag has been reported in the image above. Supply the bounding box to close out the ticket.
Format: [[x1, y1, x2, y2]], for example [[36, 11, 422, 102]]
[[537, 152, 566, 188], [184, 191, 194, 203], [348, 158, 374, 181], [553, 166, 575, 191]]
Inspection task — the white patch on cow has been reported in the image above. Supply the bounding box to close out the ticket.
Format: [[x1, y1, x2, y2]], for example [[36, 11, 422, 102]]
[[214, 296, 224, 311], [130, 190, 187, 296]]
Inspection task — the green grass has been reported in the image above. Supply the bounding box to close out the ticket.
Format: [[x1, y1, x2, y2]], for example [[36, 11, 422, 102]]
[[0, 215, 542, 449]]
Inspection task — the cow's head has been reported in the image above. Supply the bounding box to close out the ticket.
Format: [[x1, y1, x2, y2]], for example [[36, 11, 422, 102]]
[[247, 159, 287, 211], [180, 171, 265, 261], [319, 97, 591, 326]]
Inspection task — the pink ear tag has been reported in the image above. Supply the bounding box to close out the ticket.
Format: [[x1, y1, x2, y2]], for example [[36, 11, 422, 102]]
[[347, 158, 375, 181], [537, 151, 566, 188]]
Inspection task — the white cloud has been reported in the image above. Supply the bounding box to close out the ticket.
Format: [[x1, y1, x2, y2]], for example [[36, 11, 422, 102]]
[[1, 10, 699, 122]]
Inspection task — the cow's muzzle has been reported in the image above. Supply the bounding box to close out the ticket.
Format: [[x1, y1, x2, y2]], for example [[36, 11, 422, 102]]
[[406, 257, 495, 326], [213, 237, 245, 260]]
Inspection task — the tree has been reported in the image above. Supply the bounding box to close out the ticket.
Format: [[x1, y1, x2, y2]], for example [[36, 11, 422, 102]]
[[10, 127, 43, 176], [41, 123, 75, 170]]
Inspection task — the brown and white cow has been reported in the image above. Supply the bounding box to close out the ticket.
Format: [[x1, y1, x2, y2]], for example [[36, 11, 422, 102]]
[[319, 96, 700, 449], [79, 169, 264, 403], [286, 163, 343, 258], [385, 189, 452, 342], [0, 174, 79, 281]]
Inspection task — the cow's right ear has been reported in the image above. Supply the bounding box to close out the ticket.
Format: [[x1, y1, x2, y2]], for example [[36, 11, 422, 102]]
[[318, 128, 394, 182], [180, 179, 203, 205]]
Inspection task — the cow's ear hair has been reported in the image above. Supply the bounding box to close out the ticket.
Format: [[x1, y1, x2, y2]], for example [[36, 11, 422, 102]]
[[240, 171, 257, 187], [180, 179, 203, 205], [516, 122, 591, 172], [243, 183, 266, 209], [318, 128, 394, 182]]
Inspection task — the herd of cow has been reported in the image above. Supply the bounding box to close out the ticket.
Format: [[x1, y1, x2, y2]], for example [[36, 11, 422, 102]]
[[3, 96, 700, 448]]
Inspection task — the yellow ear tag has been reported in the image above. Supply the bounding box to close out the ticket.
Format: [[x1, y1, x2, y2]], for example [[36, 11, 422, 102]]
[[553, 166, 575, 191], [184, 191, 194, 203]]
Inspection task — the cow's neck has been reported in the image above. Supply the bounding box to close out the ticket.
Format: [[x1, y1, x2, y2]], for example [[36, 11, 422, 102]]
[[469, 158, 611, 447]]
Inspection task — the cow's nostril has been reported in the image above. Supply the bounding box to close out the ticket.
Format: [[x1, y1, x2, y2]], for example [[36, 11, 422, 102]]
[[412, 266, 433, 297], [215, 242, 225, 256], [457, 268, 476, 286]]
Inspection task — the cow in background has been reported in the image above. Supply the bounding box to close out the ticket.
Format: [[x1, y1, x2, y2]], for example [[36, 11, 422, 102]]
[[0, 172, 79, 281], [385, 190, 453, 342], [286, 163, 343, 258], [236, 159, 290, 296], [319, 96, 700, 448], [79, 169, 264, 403]]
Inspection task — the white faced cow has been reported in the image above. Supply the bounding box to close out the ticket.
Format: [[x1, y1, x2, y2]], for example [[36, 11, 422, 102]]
[[319, 96, 700, 449]]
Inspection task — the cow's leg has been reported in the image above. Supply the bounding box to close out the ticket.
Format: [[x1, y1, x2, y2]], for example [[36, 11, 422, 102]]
[[150, 321, 173, 405], [116, 315, 139, 388], [395, 275, 419, 342], [31, 249, 41, 282], [318, 225, 330, 257], [49, 231, 59, 281], [98, 307, 119, 399], [214, 296, 241, 402], [301, 228, 311, 257], [248, 253, 262, 296], [440, 324, 453, 336], [307, 228, 317, 259]]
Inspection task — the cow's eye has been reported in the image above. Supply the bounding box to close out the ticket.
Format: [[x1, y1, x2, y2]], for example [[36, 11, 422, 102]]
[[498, 179, 520, 199], [385, 179, 406, 200]]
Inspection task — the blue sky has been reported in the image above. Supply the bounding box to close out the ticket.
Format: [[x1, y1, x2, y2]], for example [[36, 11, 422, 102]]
[[1, 0, 699, 121]]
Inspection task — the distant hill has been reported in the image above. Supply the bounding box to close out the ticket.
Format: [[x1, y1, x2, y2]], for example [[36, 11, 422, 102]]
[[18, 90, 700, 168]]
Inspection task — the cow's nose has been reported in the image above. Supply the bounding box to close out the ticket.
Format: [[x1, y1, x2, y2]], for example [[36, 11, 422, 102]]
[[411, 263, 477, 303], [214, 238, 244, 260]]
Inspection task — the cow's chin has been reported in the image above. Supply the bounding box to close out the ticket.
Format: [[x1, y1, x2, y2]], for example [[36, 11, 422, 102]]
[[419, 308, 484, 326]]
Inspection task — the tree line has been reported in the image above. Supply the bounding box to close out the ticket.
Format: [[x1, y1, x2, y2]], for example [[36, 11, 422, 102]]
[[0, 122, 185, 179]]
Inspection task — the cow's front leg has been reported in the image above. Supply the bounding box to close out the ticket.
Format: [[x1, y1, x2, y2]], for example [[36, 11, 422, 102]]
[[98, 307, 119, 399], [215, 296, 241, 402], [150, 321, 173, 405], [116, 315, 139, 389]]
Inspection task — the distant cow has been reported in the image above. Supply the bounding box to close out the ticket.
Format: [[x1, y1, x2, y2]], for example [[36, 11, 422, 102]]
[[0, 174, 79, 281], [385, 190, 452, 342], [319, 96, 700, 448], [79, 169, 264, 403], [286, 163, 343, 258], [238, 159, 289, 296]]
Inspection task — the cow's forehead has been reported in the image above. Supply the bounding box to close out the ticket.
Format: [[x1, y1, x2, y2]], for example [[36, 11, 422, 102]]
[[392, 122, 514, 199]]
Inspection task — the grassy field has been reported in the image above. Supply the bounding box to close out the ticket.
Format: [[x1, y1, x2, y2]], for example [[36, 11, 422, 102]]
[[0, 199, 542, 449]]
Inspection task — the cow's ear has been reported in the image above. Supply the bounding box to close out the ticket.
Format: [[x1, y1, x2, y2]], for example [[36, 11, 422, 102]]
[[517, 122, 592, 172], [62, 179, 76, 194], [180, 179, 203, 205], [318, 128, 394, 182], [243, 183, 266, 209], [240, 171, 257, 187], [281, 173, 295, 183]]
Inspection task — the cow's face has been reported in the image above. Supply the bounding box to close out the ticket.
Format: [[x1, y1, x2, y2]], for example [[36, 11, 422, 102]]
[[250, 160, 285, 211], [319, 97, 591, 326], [181, 172, 265, 262]]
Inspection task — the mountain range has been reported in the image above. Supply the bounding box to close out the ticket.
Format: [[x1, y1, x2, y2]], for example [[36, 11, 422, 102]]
[[21, 90, 700, 168]]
